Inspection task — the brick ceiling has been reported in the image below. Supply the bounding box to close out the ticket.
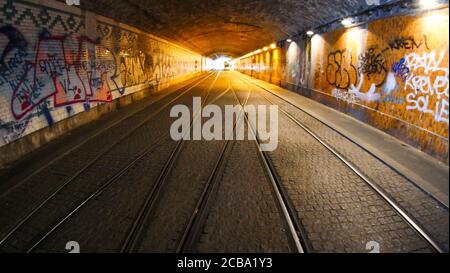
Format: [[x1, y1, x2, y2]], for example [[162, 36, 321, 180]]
[[72, 0, 396, 58]]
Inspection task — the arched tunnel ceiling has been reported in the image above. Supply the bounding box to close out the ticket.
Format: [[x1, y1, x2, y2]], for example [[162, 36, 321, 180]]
[[72, 0, 396, 57]]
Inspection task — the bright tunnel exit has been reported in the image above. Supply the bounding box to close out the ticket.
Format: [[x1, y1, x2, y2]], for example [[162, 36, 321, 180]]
[[206, 56, 233, 71]]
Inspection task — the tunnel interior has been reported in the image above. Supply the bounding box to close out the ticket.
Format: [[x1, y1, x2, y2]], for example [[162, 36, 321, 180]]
[[0, 0, 448, 163], [0, 0, 448, 255], [65, 0, 391, 58]]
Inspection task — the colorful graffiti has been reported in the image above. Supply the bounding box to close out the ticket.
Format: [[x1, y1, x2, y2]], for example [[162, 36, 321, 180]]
[[325, 47, 393, 104], [0, 0, 202, 148], [5, 29, 122, 120], [234, 8, 449, 161], [322, 36, 447, 121], [392, 58, 410, 82], [324, 45, 449, 124], [325, 35, 432, 102], [314, 9, 449, 161]]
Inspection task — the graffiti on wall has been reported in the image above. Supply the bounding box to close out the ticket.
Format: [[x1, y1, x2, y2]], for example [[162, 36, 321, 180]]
[[325, 43, 448, 125], [357, 47, 388, 87], [392, 58, 410, 82], [324, 33, 449, 123], [286, 42, 302, 85], [404, 50, 449, 124], [325, 48, 386, 103], [120, 52, 147, 88], [97, 22, 197, 88], [0, 0, 202, 147], [0, 26, 122, 121], [233, 8, 449, 161], [326, 49, 358, 90], [385, 36, 429, 52], [310, 8, 450, 160]]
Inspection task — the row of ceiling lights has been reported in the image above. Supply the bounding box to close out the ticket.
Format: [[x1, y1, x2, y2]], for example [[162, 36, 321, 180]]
[[259, 43, 277, 53], [282, 2, 361, 44], [235, 43, 278, 60], [235, 0, 443, 61], [288, 6, 361, 42], [285, 0, 441, 43]]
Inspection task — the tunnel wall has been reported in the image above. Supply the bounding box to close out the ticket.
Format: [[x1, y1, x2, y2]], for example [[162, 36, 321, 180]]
[[0, 0, 204, 167], [235, 7, 449, 163]]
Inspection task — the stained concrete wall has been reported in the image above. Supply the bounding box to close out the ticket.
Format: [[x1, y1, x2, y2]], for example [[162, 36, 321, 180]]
[[0, 0, 204, 167], [235, 7, 449, 163]]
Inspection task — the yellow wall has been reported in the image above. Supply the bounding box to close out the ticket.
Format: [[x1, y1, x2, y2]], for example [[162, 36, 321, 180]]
[[236, 48, 284, 86], [235, 8, 449, 162]]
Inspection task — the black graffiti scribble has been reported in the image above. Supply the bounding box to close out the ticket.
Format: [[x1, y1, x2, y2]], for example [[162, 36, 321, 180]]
[[326, 49, 358, 90], [383, 36, 430, 52], [0, 115, 32, 143], [0, 25, 28, 66], [358, 47, 388, 87], [119, 54, 147, 88], [148, 48, 174, 85], [0, 25, 30, 88]]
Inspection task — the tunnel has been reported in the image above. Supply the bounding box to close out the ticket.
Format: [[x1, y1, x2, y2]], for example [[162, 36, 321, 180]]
[[0, 0, 448, 258]]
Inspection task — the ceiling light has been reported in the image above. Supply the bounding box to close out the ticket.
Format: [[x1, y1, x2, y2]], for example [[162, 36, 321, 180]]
[[270, 43, 277, 49], [341, 18, 354, 27], [306, 30, 314, 36], [419, 0, 439, 8], [286, 39, 292, 43], [263, 47, 269, 51]]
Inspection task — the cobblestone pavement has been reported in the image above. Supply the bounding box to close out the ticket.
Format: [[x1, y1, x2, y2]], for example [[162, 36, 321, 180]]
[[134, 78, 231, 252], [190, 84, 293, 253], [258, 88, 449, 252], [34, 135, 177, 253], [0, 72, 220, 252], [0, 71, 447, 253], [194, 140, 293, 253], [231, 78, 436, 253]]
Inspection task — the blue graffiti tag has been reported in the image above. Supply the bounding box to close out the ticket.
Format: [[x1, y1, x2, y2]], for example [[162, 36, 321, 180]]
[[392, 58, 410, 82]]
